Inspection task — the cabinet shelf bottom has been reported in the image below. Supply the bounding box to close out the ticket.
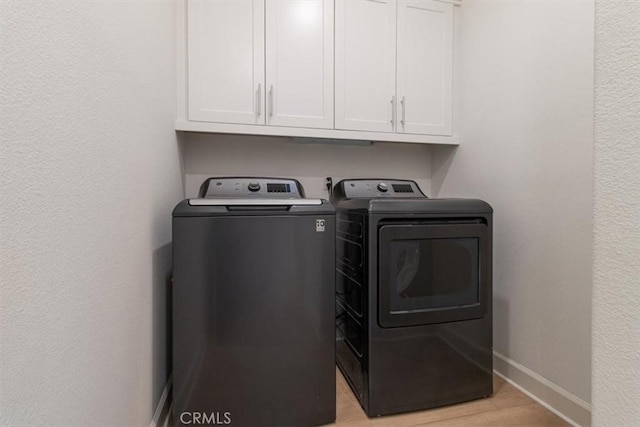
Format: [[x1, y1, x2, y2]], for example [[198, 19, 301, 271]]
[[175, 120, 459, 146]]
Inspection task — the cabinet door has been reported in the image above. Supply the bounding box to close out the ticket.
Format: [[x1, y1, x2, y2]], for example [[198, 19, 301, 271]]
[[335, 0, 397, 132], [265, 0, 334, 129], [397, 0, 453, 135], [187, 0, 265, 124]]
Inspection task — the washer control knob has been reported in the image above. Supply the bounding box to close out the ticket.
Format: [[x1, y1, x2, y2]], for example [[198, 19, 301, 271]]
[[248, 182, 261, 192], [377, 182, 389, 192]]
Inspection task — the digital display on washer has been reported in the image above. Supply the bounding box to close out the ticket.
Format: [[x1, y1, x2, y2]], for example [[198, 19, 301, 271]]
[[267, 183, 290, 193], [392, 184, 414, 193]]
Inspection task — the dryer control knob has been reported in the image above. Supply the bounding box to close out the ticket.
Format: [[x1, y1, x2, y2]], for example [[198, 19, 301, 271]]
[[377, 183, 389, 192], [248, 182, 261, 192]]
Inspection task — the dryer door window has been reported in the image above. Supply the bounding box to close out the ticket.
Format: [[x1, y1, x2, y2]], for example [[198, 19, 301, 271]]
[[378, 222, 490, 328]]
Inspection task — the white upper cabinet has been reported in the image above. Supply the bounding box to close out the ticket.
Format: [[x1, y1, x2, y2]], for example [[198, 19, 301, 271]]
[[397, 0, 453, 136], [335, 0, 454, 136], [187, 0, 265, 125], [334, 0, 397, 133], [266, 0, 334, 129], [178, 0, 459, 144]]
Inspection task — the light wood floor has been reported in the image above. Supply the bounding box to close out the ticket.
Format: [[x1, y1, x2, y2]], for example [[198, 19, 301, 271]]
[[332, 368, 569, 427]]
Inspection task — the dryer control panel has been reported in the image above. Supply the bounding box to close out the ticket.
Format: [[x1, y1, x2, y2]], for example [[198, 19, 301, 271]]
[[199, 177, 305, 199], [338, 179, 426, 199]]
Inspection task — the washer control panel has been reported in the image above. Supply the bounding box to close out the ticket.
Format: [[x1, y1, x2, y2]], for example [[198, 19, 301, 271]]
[[340, 179, 425, 199], [200, 177, 304, 199]]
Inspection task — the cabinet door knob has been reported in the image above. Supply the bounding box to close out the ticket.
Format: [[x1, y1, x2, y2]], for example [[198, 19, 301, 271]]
[[390, 96, 395, 128], [256, 84, 262, 117], [269, 84, 274, 119]]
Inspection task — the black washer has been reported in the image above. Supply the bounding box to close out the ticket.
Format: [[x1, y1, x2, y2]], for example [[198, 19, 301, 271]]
[[173, 177, 336, 426]]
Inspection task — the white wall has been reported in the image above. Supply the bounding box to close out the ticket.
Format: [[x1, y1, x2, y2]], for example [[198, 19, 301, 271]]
[[183, 133, 432, 199], [431, 1, 594, 424], [592, 1, 640, 425], [0, 1, 182, 425]]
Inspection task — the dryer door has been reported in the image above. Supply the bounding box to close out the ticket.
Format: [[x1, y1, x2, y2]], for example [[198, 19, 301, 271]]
[[378, 220, 490, 328]]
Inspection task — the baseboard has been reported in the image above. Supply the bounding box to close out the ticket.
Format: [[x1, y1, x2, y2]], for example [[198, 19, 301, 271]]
[[163, 402, 173, 427], [493, 351, 591, 427], [150, 375, 173, 427]]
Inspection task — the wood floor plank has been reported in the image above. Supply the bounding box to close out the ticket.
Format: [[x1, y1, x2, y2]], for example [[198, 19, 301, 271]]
[[333, 398, 497, 427], [413, 403, 569, 427], [332, 369, 569, 427], [490, 378, 537, 410]]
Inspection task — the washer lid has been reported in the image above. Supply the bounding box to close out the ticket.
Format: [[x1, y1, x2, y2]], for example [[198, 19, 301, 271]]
[[175, 177, 333, 217], [173, 198, 334, 217], [188, 198, 323, 206]]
